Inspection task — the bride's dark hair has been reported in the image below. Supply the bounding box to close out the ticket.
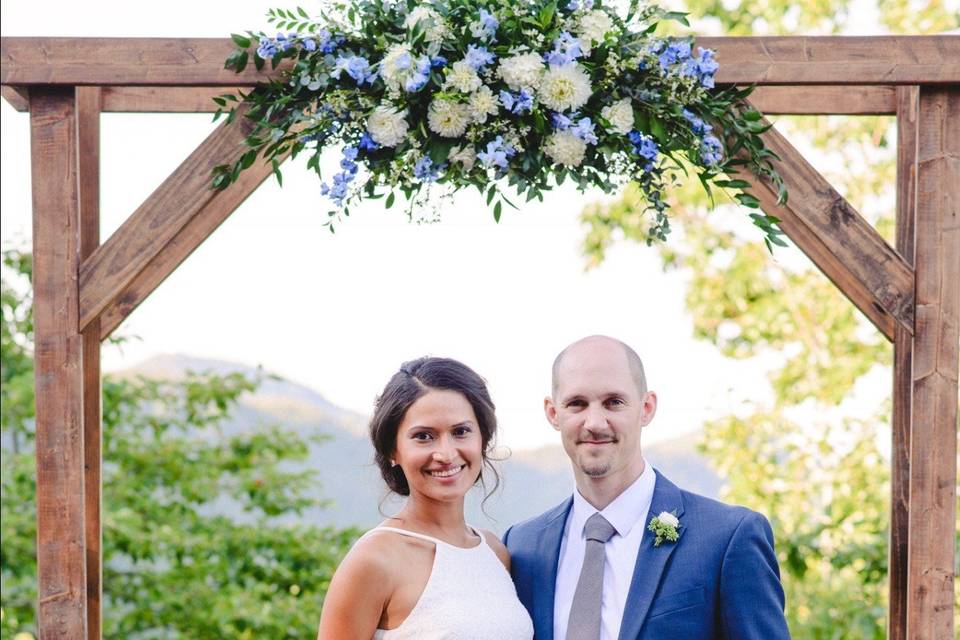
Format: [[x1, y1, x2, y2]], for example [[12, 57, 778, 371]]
[[369, 356, 501, 502]]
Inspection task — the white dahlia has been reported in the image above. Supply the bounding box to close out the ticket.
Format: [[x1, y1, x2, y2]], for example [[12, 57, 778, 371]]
[[601, 98, 634, 135], [577, 9, 615, 55], [497, 53, 545, 91], [468, 86, 499, 123], [367, 106, 409, 147], [427, 99, 471, 138], [403, 6, 448, 44], [445, 60, 482, 93], [537, 63, 592, 112], [449, 144, 477, 171], [545, 130, 587, 166]]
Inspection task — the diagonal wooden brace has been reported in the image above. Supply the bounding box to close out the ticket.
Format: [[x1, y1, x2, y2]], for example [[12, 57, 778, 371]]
[[739, 116, 914, 341], [78, 105, 283, 336]]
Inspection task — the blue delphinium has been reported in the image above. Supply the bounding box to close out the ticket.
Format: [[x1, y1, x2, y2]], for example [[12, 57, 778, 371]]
[[566, 0, 593, 10], [334, 55, 376, 85], [321, 146, 360, 207], [257, 36, 279, 59], [628, 131, 659, 171], [546, 32, 583, 66], [700, 134, 723, 166], [499, 89, 534, 114], [358, 132, 379, 152], [552, 112, 573, 130], [402, 55, 433, 92], [465, 45, 496, 71], [658, 40, 692, 71], [682, 108, 711, 136], [477, 136, 516, 169], [431, 55, 448, 68], [471, 8, 499, 41], [571, 117, 598, 144], [695, 47, 719, 88], [414, 156, 442, 182]]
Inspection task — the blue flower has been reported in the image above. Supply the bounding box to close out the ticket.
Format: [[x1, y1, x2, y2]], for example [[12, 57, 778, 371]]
[[700, 134, 723, 166], [301, 38, 317, 52], [358, 132, 380, 151], [695, 47, 719, 88], [465, 45, 496, 71], [431, 55, 448, 68], [414, 156, 442, 182], [552, 112, 573, 130], [499, 89, 533, 114], [566, 0, 593, 10], [471, 8, 499, 41], [334, 55, 376, 85], [629, 131, 659, 170], [682, 108, 712, 136], [658, 40, 692, 71], [275, 33, 295, 52], [322, 147, 361, 207], [317, 29, 339, 54], [571, 117, 598, 144], [257, 36, 279, 59], [477, 136, 516, 169]]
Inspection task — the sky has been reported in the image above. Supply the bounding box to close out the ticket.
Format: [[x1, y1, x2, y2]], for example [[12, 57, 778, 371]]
[[0, 0, 872, 451]]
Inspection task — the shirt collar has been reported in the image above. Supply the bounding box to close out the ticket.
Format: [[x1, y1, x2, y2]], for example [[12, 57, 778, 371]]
[[571, 460, 656, 538]]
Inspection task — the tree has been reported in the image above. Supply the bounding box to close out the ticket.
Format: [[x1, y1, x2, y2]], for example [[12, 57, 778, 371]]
[[579, 1, 958, 637], [0, 248, 359, 639]]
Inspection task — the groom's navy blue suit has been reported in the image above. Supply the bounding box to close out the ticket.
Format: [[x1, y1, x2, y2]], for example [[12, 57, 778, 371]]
[[504, 470, 791, 640]]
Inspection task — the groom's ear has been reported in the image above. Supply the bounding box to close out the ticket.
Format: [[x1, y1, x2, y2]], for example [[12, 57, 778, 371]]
[[544, 396, 560, 430]]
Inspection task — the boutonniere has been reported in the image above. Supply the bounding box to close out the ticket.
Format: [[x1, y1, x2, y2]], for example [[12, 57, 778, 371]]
[[648, 511, 682, 547]]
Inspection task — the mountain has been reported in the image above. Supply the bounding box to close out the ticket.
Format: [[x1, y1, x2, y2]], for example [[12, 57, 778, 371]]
[[120, 354, 723, 533]]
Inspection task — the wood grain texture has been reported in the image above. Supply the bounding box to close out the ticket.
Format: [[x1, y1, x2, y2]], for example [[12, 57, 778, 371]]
[[2, 84, 28, 110], [749, 85, 896, 115], [889, 84, 918, 640], [78, 106, 254, 331], [30, 86, 88, 640], [906, 86, 959, 640], [98, 147, 288, 339], [741, 117, 915, 341], [2, 36, 958, 86], [75, 86, 102, 640]]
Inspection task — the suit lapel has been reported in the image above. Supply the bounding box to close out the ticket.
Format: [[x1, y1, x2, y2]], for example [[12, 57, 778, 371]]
[[617, 470, 685, 640], [533, 497, 572, 640]]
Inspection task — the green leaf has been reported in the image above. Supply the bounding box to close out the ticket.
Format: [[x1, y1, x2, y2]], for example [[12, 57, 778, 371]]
[[493, 200, 502, 222], [231, 33, 252, 49], [297, 6, 309, 18], [385, 192, 396, 208]]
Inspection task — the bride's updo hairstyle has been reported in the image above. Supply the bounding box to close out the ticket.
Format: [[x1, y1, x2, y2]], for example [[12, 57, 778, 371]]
[[370, 356, 500, 499]]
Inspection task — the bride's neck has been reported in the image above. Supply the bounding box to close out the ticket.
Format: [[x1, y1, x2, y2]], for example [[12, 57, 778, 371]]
[[394, 494, 473, 542]]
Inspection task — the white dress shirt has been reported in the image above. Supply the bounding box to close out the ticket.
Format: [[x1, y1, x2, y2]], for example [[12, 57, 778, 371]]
[[554, 461, 656, 640]]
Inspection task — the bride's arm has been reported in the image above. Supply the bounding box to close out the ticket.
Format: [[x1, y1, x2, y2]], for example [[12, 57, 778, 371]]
[[317, 537, 393, 640]]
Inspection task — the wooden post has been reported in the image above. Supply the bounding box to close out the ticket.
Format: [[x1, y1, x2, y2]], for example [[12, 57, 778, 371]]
[[890, 85, 919, 640], [76, 86, 102, 640], [31, 86, 88, 639], [906, 86, 959, 639]]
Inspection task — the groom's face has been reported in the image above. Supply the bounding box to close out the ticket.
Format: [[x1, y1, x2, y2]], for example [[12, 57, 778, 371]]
[[545, 340, 656, 484]]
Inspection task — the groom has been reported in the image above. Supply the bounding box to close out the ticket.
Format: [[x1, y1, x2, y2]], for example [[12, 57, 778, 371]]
[[504, 336, 790, 639]]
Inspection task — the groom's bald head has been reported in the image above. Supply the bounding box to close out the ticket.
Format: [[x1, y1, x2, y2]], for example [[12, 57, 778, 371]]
[[551, 335, 648, 397]]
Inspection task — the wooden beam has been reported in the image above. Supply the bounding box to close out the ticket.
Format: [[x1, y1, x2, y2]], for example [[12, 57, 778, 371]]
[[98, 146, 287, 339], [2, 84, 28, 110], [906, 86, 959, 640], [888, 84, 918, 640], [100, 86, 252, 113], [741, 117, 915, 341], [749, 85, 896, 115], [78, 108, 256, 331], [31, 85, 88, 640], [76, 86, 102, 640], [2, 36, 958, 86]]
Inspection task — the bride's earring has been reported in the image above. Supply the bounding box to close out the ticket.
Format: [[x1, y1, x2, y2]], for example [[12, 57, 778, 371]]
[[390, 459, 398, 467]]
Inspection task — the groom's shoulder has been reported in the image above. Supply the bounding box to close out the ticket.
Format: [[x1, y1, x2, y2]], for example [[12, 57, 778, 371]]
[[676, 484, 772, 538]]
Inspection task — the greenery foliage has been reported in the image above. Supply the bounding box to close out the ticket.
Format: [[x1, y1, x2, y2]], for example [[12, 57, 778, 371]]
[[217, 0, 786, 246], [0, 248, 360, 639]]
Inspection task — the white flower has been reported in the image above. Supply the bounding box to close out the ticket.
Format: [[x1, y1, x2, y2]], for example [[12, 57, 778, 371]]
[[657, 511, 680, 528], [380, 44, 414, 93], [367, 106, 409, 147], [468, 86, 499, 123], [404, 6, 448, 43], [545, 130, 587, 166], [497, 53, 545, 91], [427, 99, 471, 138], [449, 144, 476, 171], [577, 9, 615, 55], [601, 98, 634, 135], [445, 60, 482, 93], [537, 63, 592, 112]]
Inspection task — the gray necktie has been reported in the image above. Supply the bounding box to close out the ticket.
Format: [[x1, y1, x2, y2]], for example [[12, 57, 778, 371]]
[[566, 512, 617, 640]]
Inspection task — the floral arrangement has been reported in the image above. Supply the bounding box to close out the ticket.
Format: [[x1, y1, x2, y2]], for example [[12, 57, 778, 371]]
[[648, 510, 681, 546], [216, 0, 786, 246]]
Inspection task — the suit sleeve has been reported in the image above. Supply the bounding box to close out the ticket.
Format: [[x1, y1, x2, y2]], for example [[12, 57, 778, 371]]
[[719, 511, 791, 639]]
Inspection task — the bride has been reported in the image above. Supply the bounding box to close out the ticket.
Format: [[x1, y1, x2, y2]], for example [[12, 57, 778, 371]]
[[316, 357, 533, 639]]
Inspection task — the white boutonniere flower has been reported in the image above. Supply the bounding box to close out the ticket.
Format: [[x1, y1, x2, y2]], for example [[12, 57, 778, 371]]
[[647, 510, 681, 547]]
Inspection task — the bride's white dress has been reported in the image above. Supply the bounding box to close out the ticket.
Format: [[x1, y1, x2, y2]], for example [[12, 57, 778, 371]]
[[365, 526, 534, 640]]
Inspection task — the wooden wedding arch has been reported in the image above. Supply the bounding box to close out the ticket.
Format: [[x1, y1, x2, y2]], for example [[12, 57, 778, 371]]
[[1, 35, 958, 639]]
